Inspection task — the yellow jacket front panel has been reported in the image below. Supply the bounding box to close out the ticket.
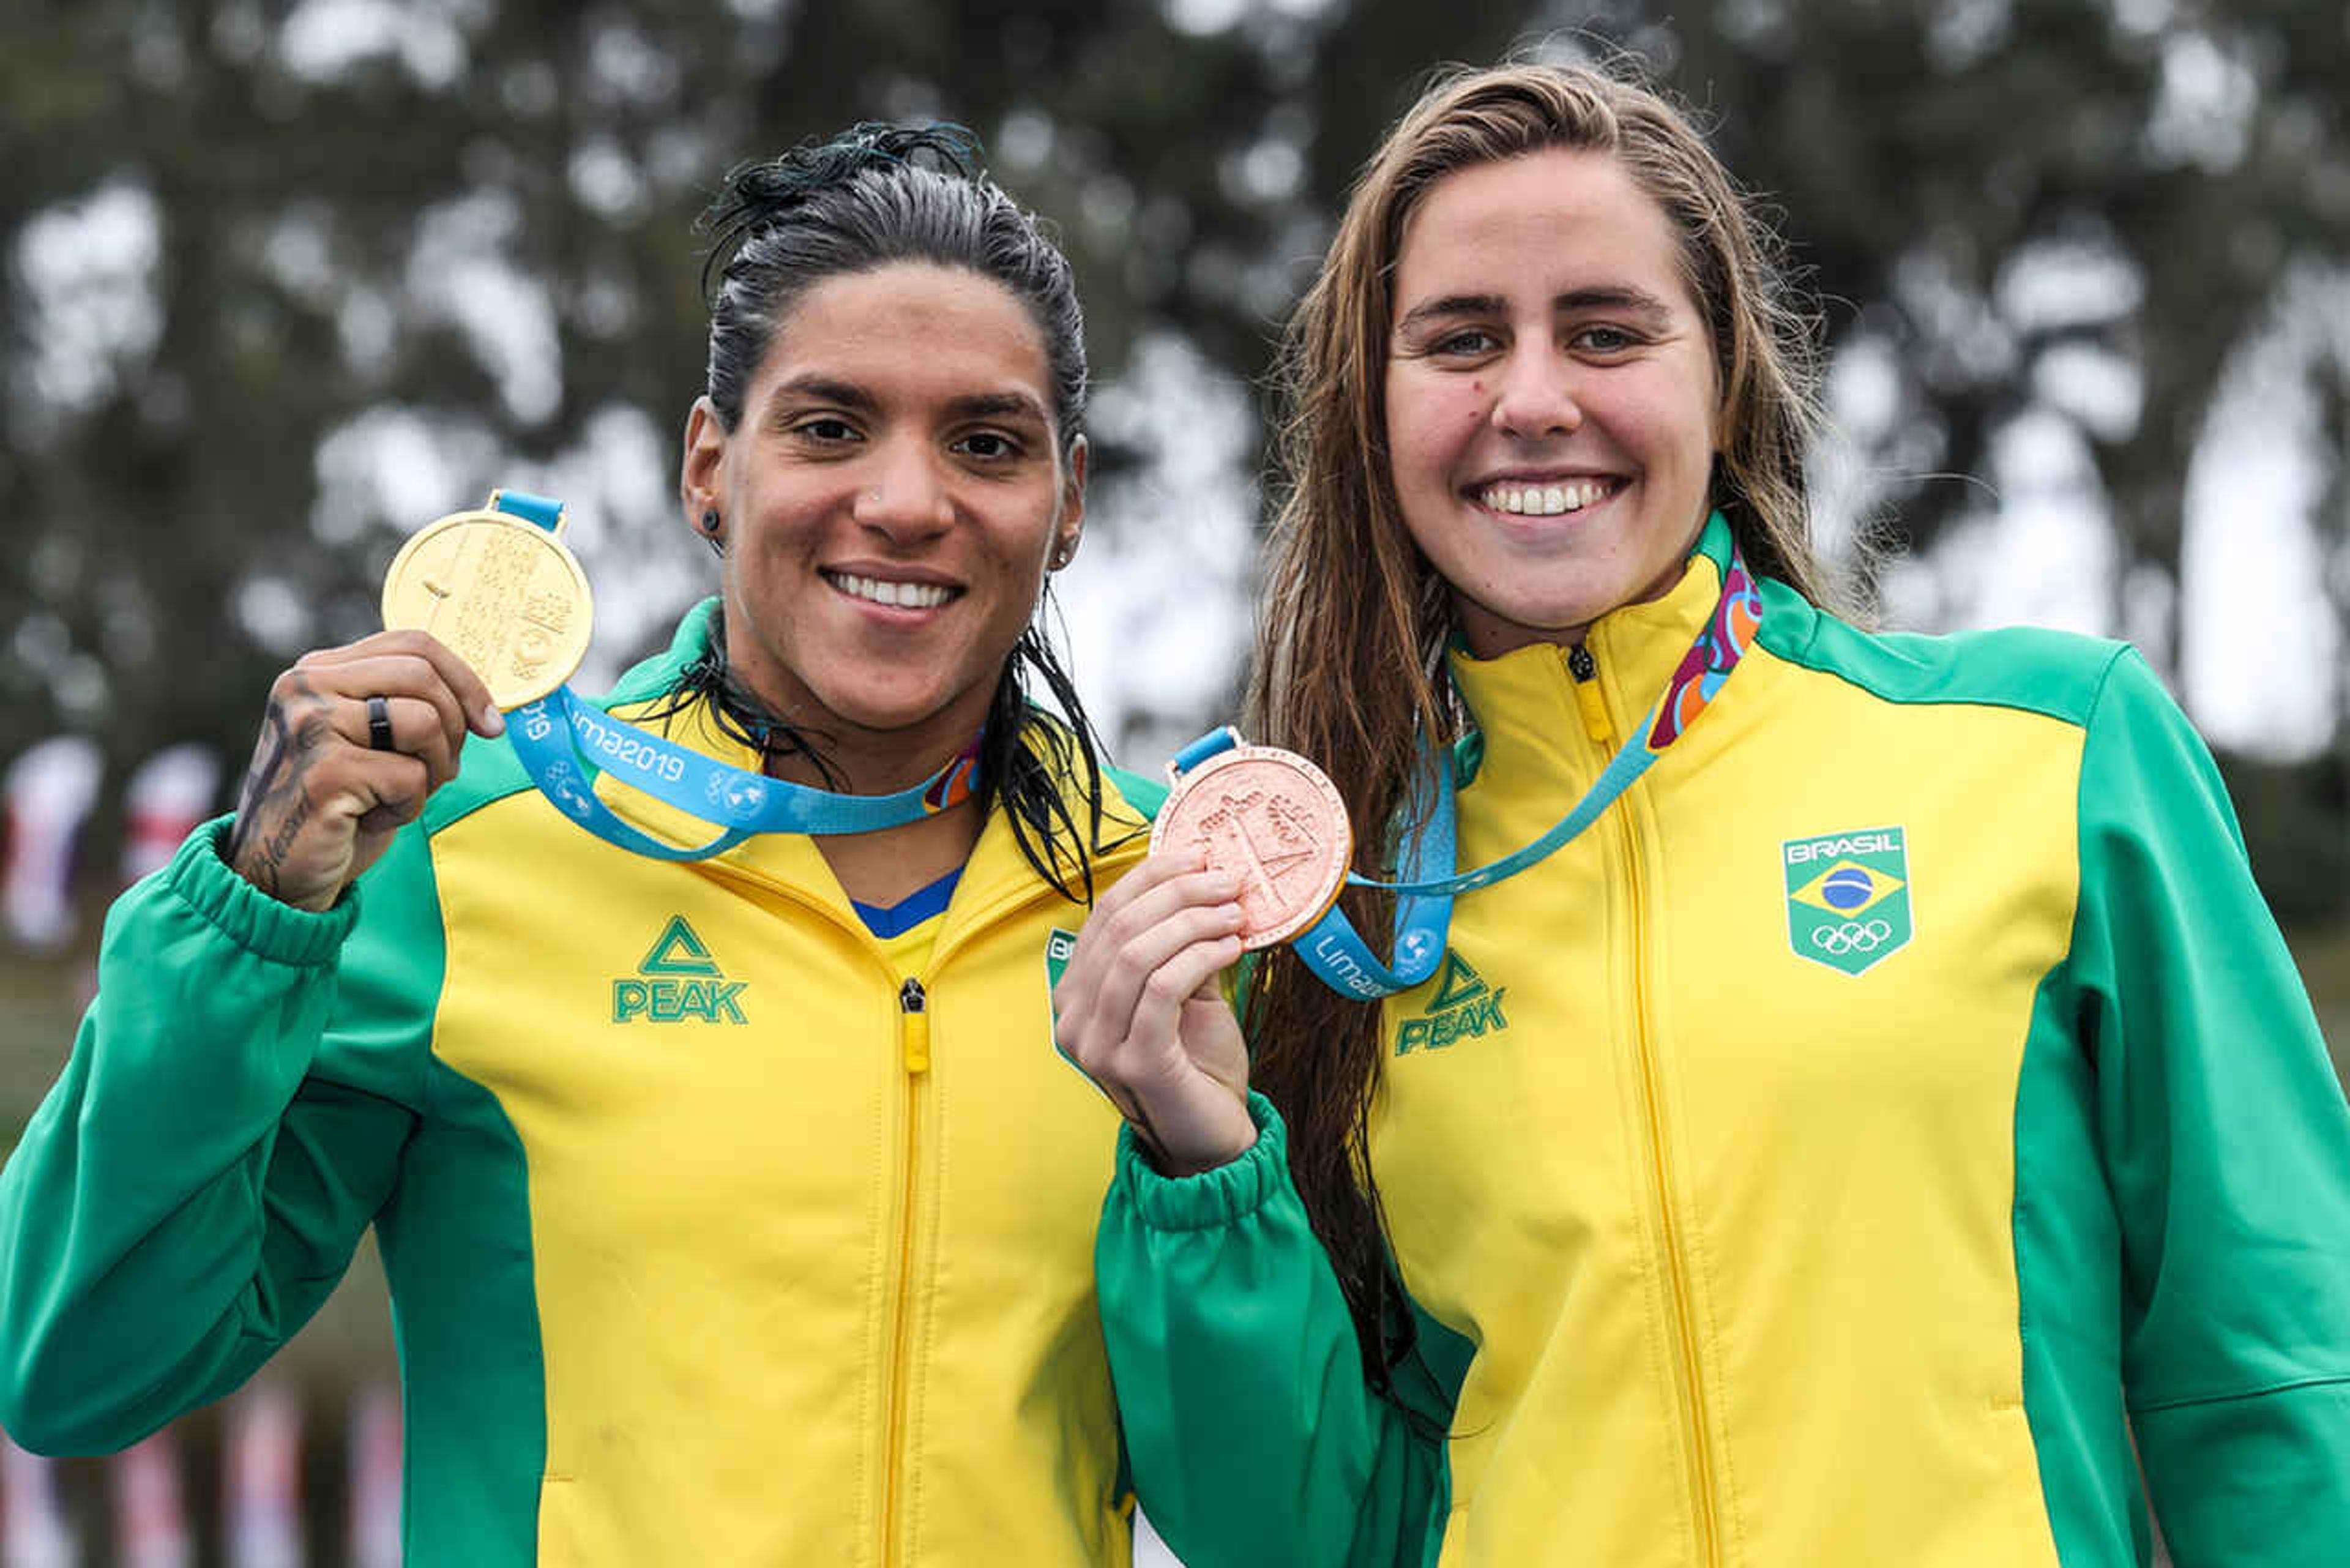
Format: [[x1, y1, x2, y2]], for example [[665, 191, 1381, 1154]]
[[0, 602, 1153, 1566], [1097, 530, 2350, 1567]]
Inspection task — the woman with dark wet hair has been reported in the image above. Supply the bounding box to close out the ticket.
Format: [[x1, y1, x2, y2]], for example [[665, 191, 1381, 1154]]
[[0, 124, 1158, 1564]]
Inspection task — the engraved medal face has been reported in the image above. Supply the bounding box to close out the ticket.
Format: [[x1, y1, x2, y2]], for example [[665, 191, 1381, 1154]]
[[1151, 746, 1353, 950], [380, 509, 593, 709]]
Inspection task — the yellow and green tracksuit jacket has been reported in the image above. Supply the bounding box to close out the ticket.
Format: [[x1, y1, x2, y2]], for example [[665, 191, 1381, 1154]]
[[1099, 522, 2350, 1567], [0, 602, 1163, 1566]]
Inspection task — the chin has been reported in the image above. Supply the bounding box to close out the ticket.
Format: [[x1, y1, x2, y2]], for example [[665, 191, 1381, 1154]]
[[1501, 591, 1610, 633], [835, 680, 983, 734]]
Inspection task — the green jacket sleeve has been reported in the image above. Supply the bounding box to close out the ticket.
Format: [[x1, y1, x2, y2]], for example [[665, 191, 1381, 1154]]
[[2073, 652, 2350, 1560], [0, 819, 420, 1455], [1096, 1092, 1463, 1568]]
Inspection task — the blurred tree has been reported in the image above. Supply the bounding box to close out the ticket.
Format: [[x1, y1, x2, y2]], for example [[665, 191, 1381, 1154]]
[[0, 0, 2344, 922], [0, 0, 1288, 845]]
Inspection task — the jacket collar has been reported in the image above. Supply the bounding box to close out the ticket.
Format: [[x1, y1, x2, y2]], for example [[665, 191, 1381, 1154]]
[[583, 599, 1149, 920], [1445, 512, 1735, 781]]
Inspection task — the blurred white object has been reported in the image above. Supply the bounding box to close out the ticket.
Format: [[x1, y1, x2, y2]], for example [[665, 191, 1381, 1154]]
[[119, 744, 221, 884], [346, 1384, 402, 1568], [225, 1384, 305, 1568], [1135, 1506, 1186, 1567], [111, 1430, 192, 1568], [2, 1434, 78, 1568], [1, 736, 102, 951]]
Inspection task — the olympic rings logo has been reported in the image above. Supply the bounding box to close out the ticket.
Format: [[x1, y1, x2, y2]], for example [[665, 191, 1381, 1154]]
[[1812, 919, 1893, 955]]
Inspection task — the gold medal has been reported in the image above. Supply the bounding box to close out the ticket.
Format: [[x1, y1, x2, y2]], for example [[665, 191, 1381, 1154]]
[[1152, 744, 1353, 950], [380, 491, 593, 709]]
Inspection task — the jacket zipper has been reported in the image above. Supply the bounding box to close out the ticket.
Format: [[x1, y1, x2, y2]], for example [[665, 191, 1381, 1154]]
[[879, 976, 930, 1568], [1572, 643, 1722, 1564], [693, 848, 1143, 1567]]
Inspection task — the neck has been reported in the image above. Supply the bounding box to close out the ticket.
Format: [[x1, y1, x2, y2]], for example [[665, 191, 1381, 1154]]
[[764, 726, 975, 796], [816, 799, 985, 908], [761, 711, 993, 911], [1463, 618, 1594, 661]]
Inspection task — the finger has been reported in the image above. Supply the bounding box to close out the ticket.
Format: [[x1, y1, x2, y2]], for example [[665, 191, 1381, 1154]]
[[357, 694, 464, 791], [1113, 933, 1244, 1074], [300, 630, 505, 736], [1057, 877, 1242, 1063], [1075, 847, 1210, 925], [1062, 857, 1243, 997], [338, 747, 434, 831], [294, 650, 477, 764], [1072, 898, 1247, 1059]]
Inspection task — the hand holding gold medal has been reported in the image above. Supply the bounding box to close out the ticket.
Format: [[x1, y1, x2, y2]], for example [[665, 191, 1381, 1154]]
[[386, 490, 1004, 863], [220, 493, 537, 913], [379, 490, 594, 708]]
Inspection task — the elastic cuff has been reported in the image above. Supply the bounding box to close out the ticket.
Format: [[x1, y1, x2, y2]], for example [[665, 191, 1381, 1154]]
[[163, 816, 360, 965], [1116, 1092, 1292, 1232]]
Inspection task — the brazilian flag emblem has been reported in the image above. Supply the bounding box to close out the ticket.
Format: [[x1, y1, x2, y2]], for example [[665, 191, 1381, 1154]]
[[1782, 826, 1912, 976]]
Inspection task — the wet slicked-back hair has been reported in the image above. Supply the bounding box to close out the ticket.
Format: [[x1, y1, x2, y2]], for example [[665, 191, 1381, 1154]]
[[659, 123, 1116, 898], [700, 122, 1088, 461]]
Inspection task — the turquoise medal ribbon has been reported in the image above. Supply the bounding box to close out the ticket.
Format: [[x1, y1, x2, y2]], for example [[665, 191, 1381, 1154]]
[[1171, 520, 1762, 999], [492, 493, 980, 861]]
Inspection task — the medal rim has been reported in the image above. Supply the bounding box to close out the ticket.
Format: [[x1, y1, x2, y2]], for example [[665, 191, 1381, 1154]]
[[1151, 744, 1354, 951], [379, 508, 595, 710]]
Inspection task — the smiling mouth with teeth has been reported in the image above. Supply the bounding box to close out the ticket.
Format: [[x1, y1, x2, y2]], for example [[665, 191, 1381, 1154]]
[[1475, 478, 1619, 516], [824, 570, 958, 610]]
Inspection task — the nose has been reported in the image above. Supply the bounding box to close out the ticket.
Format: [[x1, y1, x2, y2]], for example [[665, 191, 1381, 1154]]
[[851, 437, 954, 543], [1488, 346, 1584, 441]]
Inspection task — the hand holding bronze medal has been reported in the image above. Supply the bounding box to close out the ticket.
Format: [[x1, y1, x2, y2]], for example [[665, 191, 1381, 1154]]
[[1149, 741, 1352, 950], [1159, 529, 1765, 999]]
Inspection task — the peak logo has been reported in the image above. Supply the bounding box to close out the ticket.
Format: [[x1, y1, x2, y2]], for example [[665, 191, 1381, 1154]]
[[612, 916, 749, 1023], [1395, 952, 1509, 1055]]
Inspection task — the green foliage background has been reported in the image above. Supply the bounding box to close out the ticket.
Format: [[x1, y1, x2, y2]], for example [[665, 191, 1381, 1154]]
[[3, 0, 2344, 910], [2, 1, 2343, 1055]]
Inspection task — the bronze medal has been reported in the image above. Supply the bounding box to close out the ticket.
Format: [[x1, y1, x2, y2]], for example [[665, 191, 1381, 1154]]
[[1152, 744, 1352, 950], [380, 494, 593, 709]]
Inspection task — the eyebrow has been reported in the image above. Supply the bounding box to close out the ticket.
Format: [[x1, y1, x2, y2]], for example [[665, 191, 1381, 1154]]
[[766, 376, 1049, 426], [770, 375, 876, 414], [942, 390, 1051, 425], [1395, 285, 1679, 333]]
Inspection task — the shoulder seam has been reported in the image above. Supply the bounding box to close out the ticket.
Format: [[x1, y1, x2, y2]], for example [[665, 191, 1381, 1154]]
[[1758, 586, 2130, 728]]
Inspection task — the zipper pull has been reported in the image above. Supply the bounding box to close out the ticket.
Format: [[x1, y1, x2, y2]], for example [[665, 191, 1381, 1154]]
[[1567, 644, 1613, 742], [899, 978, 931, 1073]]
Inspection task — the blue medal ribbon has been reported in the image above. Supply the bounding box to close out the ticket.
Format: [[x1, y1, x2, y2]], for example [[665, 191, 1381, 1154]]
[[1168, 521, 1763, 1000], [489, 492, 982, 861]]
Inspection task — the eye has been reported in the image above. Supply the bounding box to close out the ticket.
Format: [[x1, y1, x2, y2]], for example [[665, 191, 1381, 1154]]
[[1429, 326, 1502, 358], [790, 415, 861, 445], [952, 428, 1024, 462], [1572, 323, 1642, 355]]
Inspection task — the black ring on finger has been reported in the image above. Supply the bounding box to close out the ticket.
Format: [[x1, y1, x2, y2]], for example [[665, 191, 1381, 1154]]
[[367, 695, 395, 752]]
